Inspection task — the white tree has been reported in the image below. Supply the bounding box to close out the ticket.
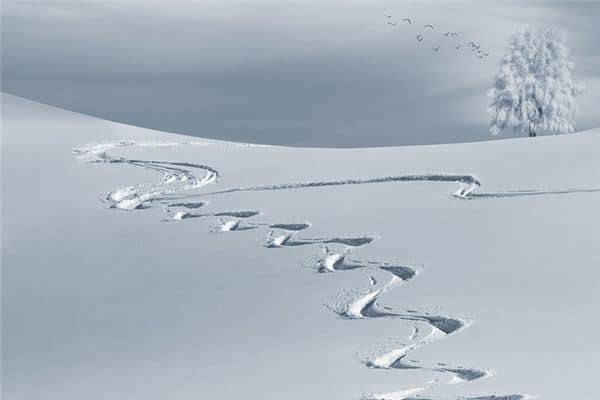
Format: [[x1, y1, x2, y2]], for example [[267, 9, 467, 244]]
[[488, 26, 579, 137]]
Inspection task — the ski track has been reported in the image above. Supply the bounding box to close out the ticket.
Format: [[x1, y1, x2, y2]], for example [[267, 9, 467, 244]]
[[73, 139, 532, 400], [268, 223, 311, 231], [169, 201, 206, 209], [186, 173, 482, 200], [73, 140, 220, 210], [361, 333, 491, 382], [212, 218, 259, 233], [403, 396, 528, 400], [263, 231, 377, 248], [466, 187, 600, 199], [365, 395, 528, 400], [165, 209, 261, 222]]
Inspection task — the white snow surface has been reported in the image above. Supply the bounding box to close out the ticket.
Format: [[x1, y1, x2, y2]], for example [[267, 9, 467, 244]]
[[3, 93, 600, 400]]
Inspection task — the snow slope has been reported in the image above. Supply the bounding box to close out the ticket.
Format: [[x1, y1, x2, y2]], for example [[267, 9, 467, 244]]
[[3, 93, 600, 400]]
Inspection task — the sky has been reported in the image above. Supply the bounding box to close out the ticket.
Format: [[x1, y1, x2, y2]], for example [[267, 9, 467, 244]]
[[2, 1, 600, 147]]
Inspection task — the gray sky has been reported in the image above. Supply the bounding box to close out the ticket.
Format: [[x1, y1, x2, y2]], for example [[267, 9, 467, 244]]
[[2, 1, 600, 147]]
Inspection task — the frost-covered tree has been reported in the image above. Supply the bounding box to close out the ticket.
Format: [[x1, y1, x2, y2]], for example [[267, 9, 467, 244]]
[[488, 26, 578, 137]]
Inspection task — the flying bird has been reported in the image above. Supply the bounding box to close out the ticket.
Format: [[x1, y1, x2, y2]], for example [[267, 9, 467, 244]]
[[402, 17, 413, 24], [384, 14, 392, 18], [387, 21, 397, 26], [417, 34, 424, 42], [424, 24, 434, 29], [432, 44, 440, 52], [455, 44, 461, 50], [451, 32, 458, 38]]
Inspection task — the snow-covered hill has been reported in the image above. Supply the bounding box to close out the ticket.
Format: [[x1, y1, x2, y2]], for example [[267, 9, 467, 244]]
[[3, 93, 599, 400]]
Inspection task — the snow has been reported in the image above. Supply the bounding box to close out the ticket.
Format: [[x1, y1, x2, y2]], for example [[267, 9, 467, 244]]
[[3, 93, 600, 400], [368, 387, 425, 400], [171, 211, 190, 221]]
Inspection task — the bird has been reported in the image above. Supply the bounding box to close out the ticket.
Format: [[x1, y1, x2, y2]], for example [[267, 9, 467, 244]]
[[424, 24, 434, 29], [451, 32, 458, 38], [402, 17, 413, 24], [387, 21, 397, 26], [455, 44, 461, 50], [443, 31, 451, 37], [417, 34, 424, 42], [432, 44, 440, 52], [384, 14, 392, 18]]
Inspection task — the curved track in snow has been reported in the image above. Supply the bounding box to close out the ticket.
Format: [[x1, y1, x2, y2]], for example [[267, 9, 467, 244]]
[[73, 140, 220, 210], [73, 139, 533, 400]]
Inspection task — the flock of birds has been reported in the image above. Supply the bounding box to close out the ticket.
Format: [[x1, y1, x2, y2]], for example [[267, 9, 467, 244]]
[[383, 14, 489, 59]]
